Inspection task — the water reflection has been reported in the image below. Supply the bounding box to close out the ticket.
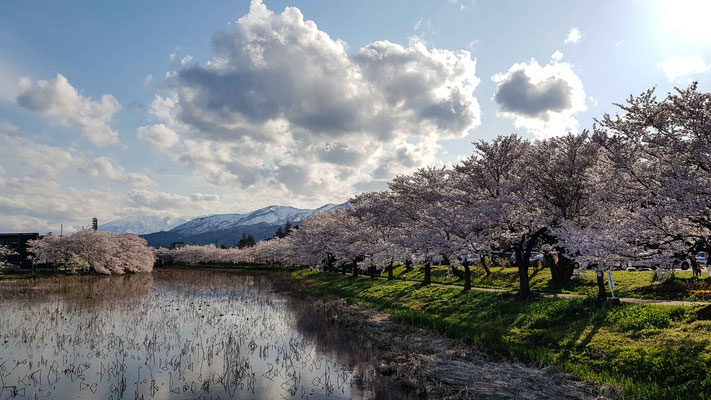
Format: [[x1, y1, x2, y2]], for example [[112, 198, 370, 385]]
[[0, 269, 413, 399]]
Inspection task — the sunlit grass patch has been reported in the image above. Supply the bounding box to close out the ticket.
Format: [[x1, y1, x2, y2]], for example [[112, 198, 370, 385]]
[[290, 268, 711, 400]]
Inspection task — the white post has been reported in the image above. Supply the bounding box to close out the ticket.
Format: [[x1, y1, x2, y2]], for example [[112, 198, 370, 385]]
[[606, 270, 616, 298]]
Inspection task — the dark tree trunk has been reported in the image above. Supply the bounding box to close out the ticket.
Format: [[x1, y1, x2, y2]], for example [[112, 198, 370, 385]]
[[404, 259, 413, 273], [341, 262, 347, 275], [422, 262, 431, 285], [515, 247, 531, 299], [463, 261, 471, 291], [352, 260, 359, 277], [691, 257, 700, 278], [515, 229, 545, 300], [449, 265, 465, 279], [369, 265, 376, 279], [548, 252, 574, 284], [480, 256, 491, 276], [596, 271, 607, 302], [387, 261, 394, 281]]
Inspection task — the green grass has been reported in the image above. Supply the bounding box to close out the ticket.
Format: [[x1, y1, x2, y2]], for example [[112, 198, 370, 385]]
[[286, 268, 711, 400], [0, 269, 71, 280], [389, 263, 711, 301]]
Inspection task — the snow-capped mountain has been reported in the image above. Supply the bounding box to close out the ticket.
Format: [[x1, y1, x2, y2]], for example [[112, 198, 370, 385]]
[[100, 215, 188, 235], [170, 203, 346, 236]]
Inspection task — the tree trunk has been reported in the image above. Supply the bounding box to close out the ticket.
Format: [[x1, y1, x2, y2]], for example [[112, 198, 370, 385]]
[[691, 257, 700, 278], [404, 259, 413, 273], [596, 271, 607, 302], [423, 262, 431, 285], [341, 262, 347, 275], [463, 261, 471, 291], [480, 256, 491, 276], [369, 265, 376, 279], [387, 261, 394, 281], [549, 253, 574, 284], [352, 260, 359, 277], [515, 248, 531, 299], [325, 255, 334, 273], [449, 265, 465, 279]]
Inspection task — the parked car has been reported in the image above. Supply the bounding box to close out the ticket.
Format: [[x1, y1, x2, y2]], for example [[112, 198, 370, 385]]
[[696, 251, 708, 266], [502, 251, 544, 267], [625, 253, 692, 271]]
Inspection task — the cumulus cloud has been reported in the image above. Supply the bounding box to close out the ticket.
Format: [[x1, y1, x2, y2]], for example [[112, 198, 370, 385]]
[[0, 121, 19, 135], [136, 124, 180, 150], [658, 55, 710, 82], [564, 27, 582, 44], [15, 74, 121, 146], [493, 58, 586, 137], [128, 189, 221, 210], [551, 50, 564, 61], [84, 157, 156, 189], [151, 0, 480, 200], [0, 128, 83, 178], [0, 176, 126, 232]]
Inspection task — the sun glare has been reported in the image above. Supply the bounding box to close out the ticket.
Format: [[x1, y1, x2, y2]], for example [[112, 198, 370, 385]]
[[661, 0, 711, 43]]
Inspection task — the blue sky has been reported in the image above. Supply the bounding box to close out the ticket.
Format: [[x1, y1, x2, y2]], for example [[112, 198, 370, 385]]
[[1, 0, 710, 232]]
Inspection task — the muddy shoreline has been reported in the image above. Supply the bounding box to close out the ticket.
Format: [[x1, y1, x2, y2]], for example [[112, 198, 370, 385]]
[[274, 273, 616, 400]]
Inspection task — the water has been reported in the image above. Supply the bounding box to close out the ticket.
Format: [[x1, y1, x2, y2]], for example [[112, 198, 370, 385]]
[[0, 269, 413, 400]]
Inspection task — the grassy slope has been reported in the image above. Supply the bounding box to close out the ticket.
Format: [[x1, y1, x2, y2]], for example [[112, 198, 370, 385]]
[[389, 264, 710, 300], [289, 268, 711, 400]]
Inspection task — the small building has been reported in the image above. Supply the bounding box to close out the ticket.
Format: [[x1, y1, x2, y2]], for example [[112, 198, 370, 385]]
[[169, 241, 186, 249], [0, 233, 40, 268]]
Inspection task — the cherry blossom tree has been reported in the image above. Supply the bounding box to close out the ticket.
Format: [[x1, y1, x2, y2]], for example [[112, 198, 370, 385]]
[[456, 135, 548, 298], [349, 191, 409, 280], [389, 167, 457, 285], [592, 83, 711, 270], [28, 231, 154, 274], [0, 245, 18, 270], [525, 132, 601, 283]]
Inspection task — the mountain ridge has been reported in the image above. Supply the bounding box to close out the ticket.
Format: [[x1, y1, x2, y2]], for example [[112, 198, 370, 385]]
[[137, 202, 348, 247], [99, 215, 188, 235]]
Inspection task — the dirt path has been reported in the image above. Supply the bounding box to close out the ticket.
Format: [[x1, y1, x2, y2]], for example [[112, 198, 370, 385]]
[[348, 273, 711, 306], [312, 298, 615, 399]]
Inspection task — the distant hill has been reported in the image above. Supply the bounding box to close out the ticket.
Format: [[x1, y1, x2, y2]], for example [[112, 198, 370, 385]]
[[99, 215, 188, 235], [141, 203, 348, 248]]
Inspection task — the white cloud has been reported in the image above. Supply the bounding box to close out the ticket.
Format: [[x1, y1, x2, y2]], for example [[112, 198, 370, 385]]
[[493, 58, 586, 138], [144, 74, 153, 85], [0, 177, 126, 232], [0, 129, 83, 178], [658, 55, 710, 82], [551, 50, 564, 61], [564, 27, 582, 44], [152, 0, 481, 202], [128, 189, 222, 210], [84, 156, 156, 189], [15, 74, 121, 146], [136, 124, 180, 150], [180, 55, 193, 67], [0, 121, 19, 135]]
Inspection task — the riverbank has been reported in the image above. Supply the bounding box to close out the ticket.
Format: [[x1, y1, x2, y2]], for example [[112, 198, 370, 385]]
[[164, 264, 710, 400], [287, 268, 711, 400], [302, 297, 610, 399]]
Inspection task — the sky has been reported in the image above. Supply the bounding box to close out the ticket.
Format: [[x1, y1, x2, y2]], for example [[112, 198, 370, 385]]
[[1, 0, 710, 233]]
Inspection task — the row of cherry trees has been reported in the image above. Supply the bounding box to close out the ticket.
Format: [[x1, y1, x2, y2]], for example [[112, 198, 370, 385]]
[[28, 231, 155, 274], [156, 84, 711, 299]]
